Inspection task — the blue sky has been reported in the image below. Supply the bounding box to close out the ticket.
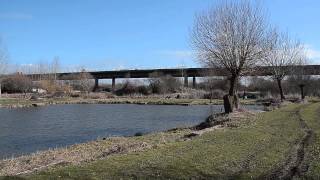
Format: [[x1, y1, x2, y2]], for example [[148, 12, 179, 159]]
[[1, 0, 320, 71]]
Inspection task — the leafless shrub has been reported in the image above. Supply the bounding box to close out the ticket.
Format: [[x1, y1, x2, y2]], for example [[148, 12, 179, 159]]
[[39, 80, 58, 94], [203, 89, 225, 99], [160, 75, 181, 93], [1, 73, 33, 93], [148, 80, 161, 94], [136, 85, 149, 95], [115, 81, 136, 96], [247, 77, 279, 97], [182, 88, 208, 99], [198, 77, 229, 92], [148, 72, 181, 94], [78, 70, 94, 93], [66, 69, 94, 93]]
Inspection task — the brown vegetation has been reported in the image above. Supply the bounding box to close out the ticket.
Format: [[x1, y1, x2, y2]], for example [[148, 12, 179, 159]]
[[1, 73, 33, 93]]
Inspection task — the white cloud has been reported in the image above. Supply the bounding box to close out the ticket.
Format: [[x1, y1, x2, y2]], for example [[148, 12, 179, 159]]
[[305, 45, 320, 64], [0, 13, 33, 20]]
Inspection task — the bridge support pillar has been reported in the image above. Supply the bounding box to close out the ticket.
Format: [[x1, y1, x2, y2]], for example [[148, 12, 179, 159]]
[[112, 77, 116, 92], [184, 76, 188, 87], [93, 78, 99, 92], [192, 76, 196, 88]]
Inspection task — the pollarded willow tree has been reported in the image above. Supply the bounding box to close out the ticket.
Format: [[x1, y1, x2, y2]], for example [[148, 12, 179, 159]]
[[191, 1, 273, 113], [262, 31, 305, 101], [289, 57, 309, 100]]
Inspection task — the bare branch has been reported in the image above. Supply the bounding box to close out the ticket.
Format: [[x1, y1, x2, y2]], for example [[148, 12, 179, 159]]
[[0, 38, 8, 75], [191, 0, 272, 99]]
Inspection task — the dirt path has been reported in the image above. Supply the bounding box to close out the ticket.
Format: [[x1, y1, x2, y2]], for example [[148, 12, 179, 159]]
[[260, 106, 314, 179]]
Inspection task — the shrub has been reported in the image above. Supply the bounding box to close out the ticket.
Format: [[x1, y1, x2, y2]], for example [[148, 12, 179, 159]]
[[160, 75, 181, 93], [134, 132, 143, 136], [63, 70, 94, 93], [203, 89, 225, 99], [39, 80, 59, 94], [115, 81, 136, 96], [148, 74, 181, 94], [137, 85, 149, 95], [198, 78, 229, 91], [1, 73, 33, 93], [149, 79, 162, 94]]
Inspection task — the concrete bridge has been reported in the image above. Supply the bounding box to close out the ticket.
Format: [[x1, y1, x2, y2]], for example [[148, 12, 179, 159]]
[[26, 65, 320, 91]]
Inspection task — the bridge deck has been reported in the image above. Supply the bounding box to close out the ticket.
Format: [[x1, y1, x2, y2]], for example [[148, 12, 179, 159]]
[[26, 65, 320, 80]]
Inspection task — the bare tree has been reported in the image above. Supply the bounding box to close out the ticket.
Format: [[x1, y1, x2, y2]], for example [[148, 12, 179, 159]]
[[0, 53, 7, 75], [262, 31, 304, 101], [148, 72, 163, 94], [0, 38, 8, 97], [76, 69, 94, 93], [31, 58, 62, 93], [0, 38, 8, 75], [36, 61, 48, 81], [191, 1, 272, 113], [289, 56, 309, 100], [51, 56, 60, 81]]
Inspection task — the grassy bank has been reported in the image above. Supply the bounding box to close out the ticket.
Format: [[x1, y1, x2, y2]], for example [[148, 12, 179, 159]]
[[1, 103, 320, 179], [0, 97, 257, 108], [299, 103, 320, 178]]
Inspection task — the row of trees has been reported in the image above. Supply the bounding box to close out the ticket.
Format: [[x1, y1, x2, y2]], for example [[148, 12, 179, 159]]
[[0, 43, 95, 94], [248, 76, 319, 98], [0, 71, 94, 94], [192, 1, 307, 113]]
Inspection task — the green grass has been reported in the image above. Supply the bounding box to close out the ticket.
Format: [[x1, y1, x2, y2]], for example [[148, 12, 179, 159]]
[[300, 103, 320, 179], [0, 98, 31, 106], [16, 104, 317, 179]]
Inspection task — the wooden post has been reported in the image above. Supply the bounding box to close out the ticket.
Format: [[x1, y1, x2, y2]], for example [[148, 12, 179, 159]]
[[184, 76, 188, 87], [93, 78, 99, 92], [192, 76, 196, 88], [112, 77, 116, 92]]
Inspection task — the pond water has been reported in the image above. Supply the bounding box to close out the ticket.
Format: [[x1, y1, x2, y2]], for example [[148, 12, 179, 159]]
[[0, 104, 262, 159]]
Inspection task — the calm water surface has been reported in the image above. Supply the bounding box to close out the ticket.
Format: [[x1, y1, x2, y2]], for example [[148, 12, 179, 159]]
[[0, 104, 261, 159]]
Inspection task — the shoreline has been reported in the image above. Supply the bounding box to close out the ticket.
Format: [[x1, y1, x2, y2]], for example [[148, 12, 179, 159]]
[[0, 109, 257, 176], [0, 97, 259, 109]]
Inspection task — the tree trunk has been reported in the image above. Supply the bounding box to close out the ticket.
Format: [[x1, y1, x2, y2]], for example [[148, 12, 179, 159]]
[[277, 79, 285, 101], [243, 90, 246, 100], [299, 84, 305, 100], [223, 75, 239, 113], [223, 95, 239, 113], [228, 75, 238, 96]]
